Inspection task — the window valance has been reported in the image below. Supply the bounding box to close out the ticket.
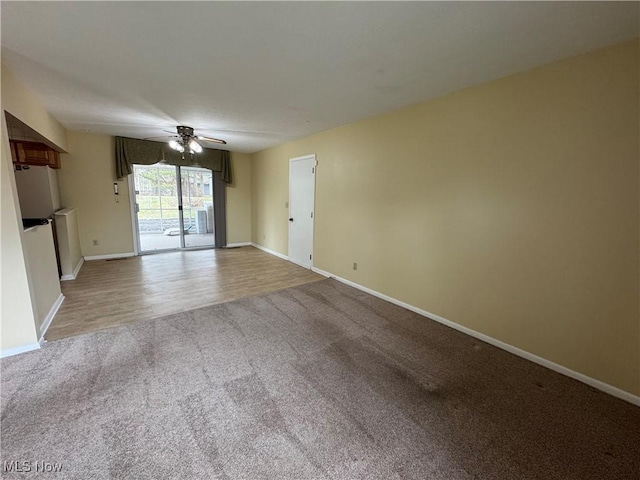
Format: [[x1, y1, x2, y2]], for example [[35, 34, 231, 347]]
[[115, 136, 231, 183]]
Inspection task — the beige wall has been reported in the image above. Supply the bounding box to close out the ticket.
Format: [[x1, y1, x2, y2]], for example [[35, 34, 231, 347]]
[[22, 222, 62, 336], [0, 114, 38, 352], [58, 133, 252, 255], [251, 40, 640, 396], [1, 65, 67, 151], [227, 152, 252, 244], [0, 64, 66, 353], [57, 132, 134, 256], [54, 208, 83, 278]]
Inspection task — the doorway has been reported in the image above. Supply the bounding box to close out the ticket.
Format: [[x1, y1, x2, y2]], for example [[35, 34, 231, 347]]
[[131, 164, 215, 253], [288, 154, 316, 268]]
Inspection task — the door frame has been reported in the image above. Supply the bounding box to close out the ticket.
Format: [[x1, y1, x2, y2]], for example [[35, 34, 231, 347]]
[[288, 154, 317, 269], [128, 173, 140, 255]]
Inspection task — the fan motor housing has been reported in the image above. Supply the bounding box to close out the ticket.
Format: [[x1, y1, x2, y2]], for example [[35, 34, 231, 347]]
[[176, 126, 194, 138]]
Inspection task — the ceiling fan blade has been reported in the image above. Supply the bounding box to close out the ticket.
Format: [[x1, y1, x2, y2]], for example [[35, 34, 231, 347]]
[[144, 135, 178, 141], [163, 129, 177, 134], [196, 135, 227, 145]]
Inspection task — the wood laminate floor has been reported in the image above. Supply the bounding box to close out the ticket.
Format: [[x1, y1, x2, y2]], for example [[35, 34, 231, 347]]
[[46, 246, 324, 341]]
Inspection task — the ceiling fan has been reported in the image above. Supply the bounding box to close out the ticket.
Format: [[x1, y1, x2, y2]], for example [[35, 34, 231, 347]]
[[145, 125, 227, 155]]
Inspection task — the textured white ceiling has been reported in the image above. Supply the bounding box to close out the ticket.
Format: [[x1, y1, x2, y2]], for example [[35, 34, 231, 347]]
[[2, 2, 638, 153]]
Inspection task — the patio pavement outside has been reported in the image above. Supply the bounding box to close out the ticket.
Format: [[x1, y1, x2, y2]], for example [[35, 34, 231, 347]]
[[140, 232, 215, 251]]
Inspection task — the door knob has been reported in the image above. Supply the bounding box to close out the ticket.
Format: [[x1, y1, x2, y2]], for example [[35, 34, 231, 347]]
[[289, 218, 294, 222]]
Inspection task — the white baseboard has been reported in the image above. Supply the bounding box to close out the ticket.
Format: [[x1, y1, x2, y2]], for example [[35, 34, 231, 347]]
[[250, 243, 289, 261], [311, 266, 640, 406], [226, 242, 251, 248], [38, 293, 65, 344], [84, 252, 135, 261], [72, 256, 84, 277], [1, 342, 41, 358], [60, 257, 85, 281]]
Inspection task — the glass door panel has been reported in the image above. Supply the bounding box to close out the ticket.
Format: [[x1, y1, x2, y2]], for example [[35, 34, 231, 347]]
[[181, 166, 215, 248], [133, 164, 181, 252]]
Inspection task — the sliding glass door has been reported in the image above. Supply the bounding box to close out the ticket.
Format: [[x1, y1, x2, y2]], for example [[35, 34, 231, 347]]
[[132, 164, 215, 253], [181, 167, 215, 248]]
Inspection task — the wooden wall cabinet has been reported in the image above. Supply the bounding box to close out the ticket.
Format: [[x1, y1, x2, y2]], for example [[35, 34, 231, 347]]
[[10, 141, 61, 169]]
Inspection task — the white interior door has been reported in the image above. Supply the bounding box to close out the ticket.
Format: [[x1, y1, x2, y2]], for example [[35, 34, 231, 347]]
[[288, 154, 316, 269]]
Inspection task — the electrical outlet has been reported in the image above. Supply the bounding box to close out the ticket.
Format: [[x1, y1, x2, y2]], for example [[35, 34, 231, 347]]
[[285, 201, 289, 209], [92, 239, 99, 246], [353, 262, 358, 271]]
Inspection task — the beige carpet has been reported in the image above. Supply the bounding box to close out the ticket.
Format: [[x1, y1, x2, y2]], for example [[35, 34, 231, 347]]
[[1, 279, 638, 479]]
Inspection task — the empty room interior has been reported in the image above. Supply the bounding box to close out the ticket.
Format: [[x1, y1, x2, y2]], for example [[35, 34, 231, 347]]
[[1, 2, 639, 479]]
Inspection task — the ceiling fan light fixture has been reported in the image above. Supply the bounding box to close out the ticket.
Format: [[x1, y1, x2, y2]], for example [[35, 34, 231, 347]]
[[150, 126, 224, 154], [189, 139, 203, 153], [169, 140, 185, 153]]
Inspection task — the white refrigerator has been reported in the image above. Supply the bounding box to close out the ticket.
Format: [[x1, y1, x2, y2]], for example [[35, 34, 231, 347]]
[[13, 165, 61, 218]]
